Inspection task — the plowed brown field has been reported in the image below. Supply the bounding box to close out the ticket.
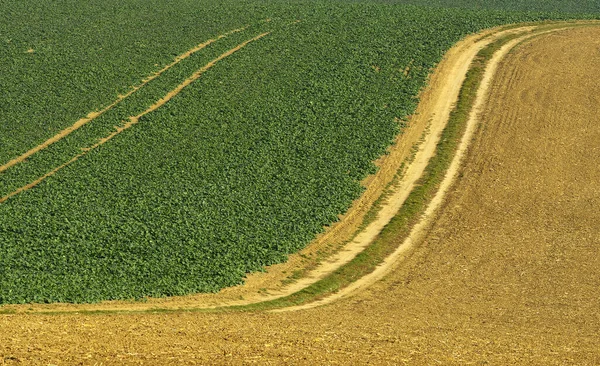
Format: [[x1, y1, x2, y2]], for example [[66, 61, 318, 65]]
[[2, 26, 600, 365]]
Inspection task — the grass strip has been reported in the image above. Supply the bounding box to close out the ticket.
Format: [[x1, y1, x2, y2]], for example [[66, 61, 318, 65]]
[[219, 31, 524, 313]]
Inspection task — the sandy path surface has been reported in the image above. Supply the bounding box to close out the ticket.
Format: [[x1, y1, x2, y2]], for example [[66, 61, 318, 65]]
[[0, 27, 246, 175]]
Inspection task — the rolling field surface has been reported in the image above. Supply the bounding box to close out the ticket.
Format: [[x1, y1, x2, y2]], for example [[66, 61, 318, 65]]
[[3, 0, 589, 304], [1, 26, 599, 365]]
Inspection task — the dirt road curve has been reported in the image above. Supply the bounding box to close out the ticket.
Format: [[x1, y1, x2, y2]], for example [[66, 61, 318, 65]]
[[2, 26, 600, 364], [0, 24, 541, 314], [275, 28, 547, 313]]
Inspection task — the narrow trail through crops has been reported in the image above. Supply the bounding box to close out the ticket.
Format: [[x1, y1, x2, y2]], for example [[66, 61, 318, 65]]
[[1, 23, 569, 314], [276, 27, 566, 312], [0, 26, 246, 175], [0, 32, 269, 205], [2, 24, 600, 365]]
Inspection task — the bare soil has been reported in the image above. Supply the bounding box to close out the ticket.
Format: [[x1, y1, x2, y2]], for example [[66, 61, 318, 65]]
[[2, 25, 600, 365]]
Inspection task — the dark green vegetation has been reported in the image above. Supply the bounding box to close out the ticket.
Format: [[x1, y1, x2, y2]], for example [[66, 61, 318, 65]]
[[0, 0, 597, 304], [391, 0, 600, 14]]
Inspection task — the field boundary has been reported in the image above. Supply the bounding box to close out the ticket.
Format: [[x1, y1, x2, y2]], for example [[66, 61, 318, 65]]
[[0, 26, 247, 175], [271, 26, 579, 312], [2, 21, 597, 315], [0, 32, 270, 204], [270, 21, 599, 311]]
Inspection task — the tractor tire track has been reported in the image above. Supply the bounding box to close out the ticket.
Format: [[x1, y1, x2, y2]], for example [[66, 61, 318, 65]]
[[0, 32, 270, 204], [0, 26, 247, 175]]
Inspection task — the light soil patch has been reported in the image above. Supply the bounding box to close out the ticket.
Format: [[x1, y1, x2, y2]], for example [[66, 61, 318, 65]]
[[0, 32, 269, 205], [2, 24, 599, 365], [0, 26, 247, 175]]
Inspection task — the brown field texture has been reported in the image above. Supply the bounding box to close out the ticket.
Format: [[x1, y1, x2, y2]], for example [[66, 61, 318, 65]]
[[1, 26, 600, 365]]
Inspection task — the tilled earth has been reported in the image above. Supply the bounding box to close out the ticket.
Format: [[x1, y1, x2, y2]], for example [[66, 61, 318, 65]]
[[1, 26, 600, 365]]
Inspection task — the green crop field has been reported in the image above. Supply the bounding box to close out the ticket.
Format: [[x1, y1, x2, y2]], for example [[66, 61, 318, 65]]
[[0, 0, 597, 304]]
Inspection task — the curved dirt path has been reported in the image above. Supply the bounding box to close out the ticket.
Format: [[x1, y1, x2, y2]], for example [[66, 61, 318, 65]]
[[0, 23, 560, 314], [192, 25, 559, 309], [0, 26, 246, 175], [276, 27, 562, 312]]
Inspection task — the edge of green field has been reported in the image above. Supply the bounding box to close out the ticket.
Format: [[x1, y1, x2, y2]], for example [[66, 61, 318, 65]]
[[225, 29, 518, 313], [1, 21, 594, 316], [193, 21, 598, 314], [0, 23, 527, 316]]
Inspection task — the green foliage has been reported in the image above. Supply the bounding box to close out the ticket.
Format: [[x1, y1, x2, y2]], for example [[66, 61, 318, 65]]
[[0, 0, 596, 304], [378, 0, 600, 14]]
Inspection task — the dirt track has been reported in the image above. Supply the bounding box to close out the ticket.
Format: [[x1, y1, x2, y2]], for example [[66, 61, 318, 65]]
[[0, 26, 245, 175], [2, 25, 600, 364], [0, 32, 269, 205], [0, 24, 545, 314]]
